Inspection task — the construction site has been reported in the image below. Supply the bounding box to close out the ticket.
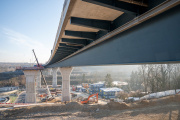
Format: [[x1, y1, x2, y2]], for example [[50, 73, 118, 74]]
[[0, 75, 180, 120], [0, 94, 180, 119], [0, 0, 180, 119]]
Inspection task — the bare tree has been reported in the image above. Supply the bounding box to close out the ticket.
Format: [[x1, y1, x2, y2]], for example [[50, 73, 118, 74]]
[[139, 65, 148, 92], [167, 64, 173, 90], [105, 74, 113, 87], [171, 64, 180, 93]]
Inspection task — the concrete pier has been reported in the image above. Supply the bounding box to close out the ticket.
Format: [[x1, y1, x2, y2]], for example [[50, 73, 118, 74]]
[[48, 68, 52, 75], [36, 71, 41, 88], [59, 67, 73, 102], [23, 70, 38, 103], [52, 68, 58, 88]]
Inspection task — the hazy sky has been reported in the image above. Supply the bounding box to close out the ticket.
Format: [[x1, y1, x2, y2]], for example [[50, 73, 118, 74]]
[[0, 0, 64, 63]]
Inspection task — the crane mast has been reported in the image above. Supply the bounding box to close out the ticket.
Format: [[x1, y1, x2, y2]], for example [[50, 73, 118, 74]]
[[32, 49, 52, 98]]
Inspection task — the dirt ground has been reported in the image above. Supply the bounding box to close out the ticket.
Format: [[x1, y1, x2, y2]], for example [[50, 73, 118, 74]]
[[0, 95, 180, 120]]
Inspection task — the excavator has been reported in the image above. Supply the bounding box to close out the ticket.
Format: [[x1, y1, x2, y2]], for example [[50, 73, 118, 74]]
[[80, 93, 98, 104]]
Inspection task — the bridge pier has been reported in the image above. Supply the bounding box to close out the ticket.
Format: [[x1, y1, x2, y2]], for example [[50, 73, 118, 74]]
[[59, 67, 73, 102], [52, 68, 58, 88], [48, 68, 52, 75], [23, 70, 38, 103], [36, 71, 41, 88]]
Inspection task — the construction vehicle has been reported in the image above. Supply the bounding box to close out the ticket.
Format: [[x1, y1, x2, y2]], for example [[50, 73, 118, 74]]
[[76, 85, 82, 92], [72, 85, 76, 91], [32, 49, 54, 102], [82, 83, 89, 89], [80, 93, 98, 104], [71, 93, 77, 97]]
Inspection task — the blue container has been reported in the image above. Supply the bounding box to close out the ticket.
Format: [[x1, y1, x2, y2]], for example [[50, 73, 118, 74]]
[[100, 87, 123, 99]]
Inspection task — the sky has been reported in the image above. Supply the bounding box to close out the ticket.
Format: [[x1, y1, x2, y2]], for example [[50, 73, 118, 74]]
[[0, 0, 64, 63]]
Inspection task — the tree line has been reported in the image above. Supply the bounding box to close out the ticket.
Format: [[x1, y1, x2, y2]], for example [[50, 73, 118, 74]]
[[128, 64, 180, 93]]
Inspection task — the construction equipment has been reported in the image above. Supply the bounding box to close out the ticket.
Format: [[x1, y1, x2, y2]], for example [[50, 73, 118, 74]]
[[32, 49, 54, 102], [80, 93, 98, 104], [71, 93, 77, 97], [72, 85, 76, 91], [82, 83, 89, 89]]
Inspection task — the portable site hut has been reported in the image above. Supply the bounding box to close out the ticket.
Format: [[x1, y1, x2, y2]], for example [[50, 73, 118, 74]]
[[76, 85, 82, 91], [100, 87, 123, 99], [89, 83, 105, 94]]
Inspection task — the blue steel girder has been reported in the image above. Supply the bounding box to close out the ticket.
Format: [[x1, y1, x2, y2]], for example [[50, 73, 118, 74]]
[[57, 47, 78, 52], [56, 53, 72, 57], [70, 17, 111, 31], [56, 51, 74, 54], [61, 38, 90, 46], [82, 0, 148, 15], [64, 30, 96, 40], [59, 43, 83, 49]]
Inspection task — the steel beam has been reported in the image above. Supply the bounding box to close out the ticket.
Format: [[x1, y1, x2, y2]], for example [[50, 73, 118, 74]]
[[59, 44, 80, 49], [56, 52, 73, 55], [56, 51, 77, 54], [57, 48, 78, 53], [58, 53, 72, 57], [46, 5, 180, 67], [61, 38, 89, 46], [53, 54, 67, 61], [70, 17, 111, 31], [64, 30, 96, 40], [82, 0, 147, 15], [119, 0, 148, 7], [111, 13, 136, 30], [56, 50, 74, 53], [59, 43, 83, 49]]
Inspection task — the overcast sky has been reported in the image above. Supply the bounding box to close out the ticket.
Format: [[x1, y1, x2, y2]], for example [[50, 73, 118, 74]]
[[0, 0, 64, 63]]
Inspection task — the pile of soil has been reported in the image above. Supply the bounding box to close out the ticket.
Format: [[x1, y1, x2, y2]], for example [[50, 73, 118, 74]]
[[139, 100, 151, 105], [106, 101, 129, 110], [66, 102, 83, 110], [155, 94, 180, 104], [129, 94, 180, 109]]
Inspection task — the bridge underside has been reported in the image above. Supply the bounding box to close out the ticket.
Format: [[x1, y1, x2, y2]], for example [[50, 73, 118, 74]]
[[46, 0, 180, 68], [47, 4, 180, 68]]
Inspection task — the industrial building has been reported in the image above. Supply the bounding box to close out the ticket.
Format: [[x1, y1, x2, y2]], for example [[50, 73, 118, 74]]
[[100, 87, 123, 99], [89, 83, 105, 94]]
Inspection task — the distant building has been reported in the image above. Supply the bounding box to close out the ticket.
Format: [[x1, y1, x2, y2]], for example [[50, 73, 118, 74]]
[[113, 81, 128, 86], [76, 85, 82, 91], [89, 82, 105, 94], [100, 87, 123, 99]]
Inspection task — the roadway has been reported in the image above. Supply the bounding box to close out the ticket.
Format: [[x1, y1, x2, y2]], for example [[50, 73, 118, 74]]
[[15, 91, 26, 103]]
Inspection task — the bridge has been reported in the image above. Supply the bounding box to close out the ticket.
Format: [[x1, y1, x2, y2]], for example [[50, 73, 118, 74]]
[[23, 0, 180, 103]]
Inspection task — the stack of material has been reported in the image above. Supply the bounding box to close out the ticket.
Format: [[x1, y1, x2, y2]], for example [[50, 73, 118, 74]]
[[140, 89, 180, 100]]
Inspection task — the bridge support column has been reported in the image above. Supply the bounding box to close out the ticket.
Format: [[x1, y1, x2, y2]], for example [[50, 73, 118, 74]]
[[48, 68, 52, 75], [36, 71, 41, 88], [59, 67, 73, 102], [23, 70, 38, 103], [52, 68, 58, 88]]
